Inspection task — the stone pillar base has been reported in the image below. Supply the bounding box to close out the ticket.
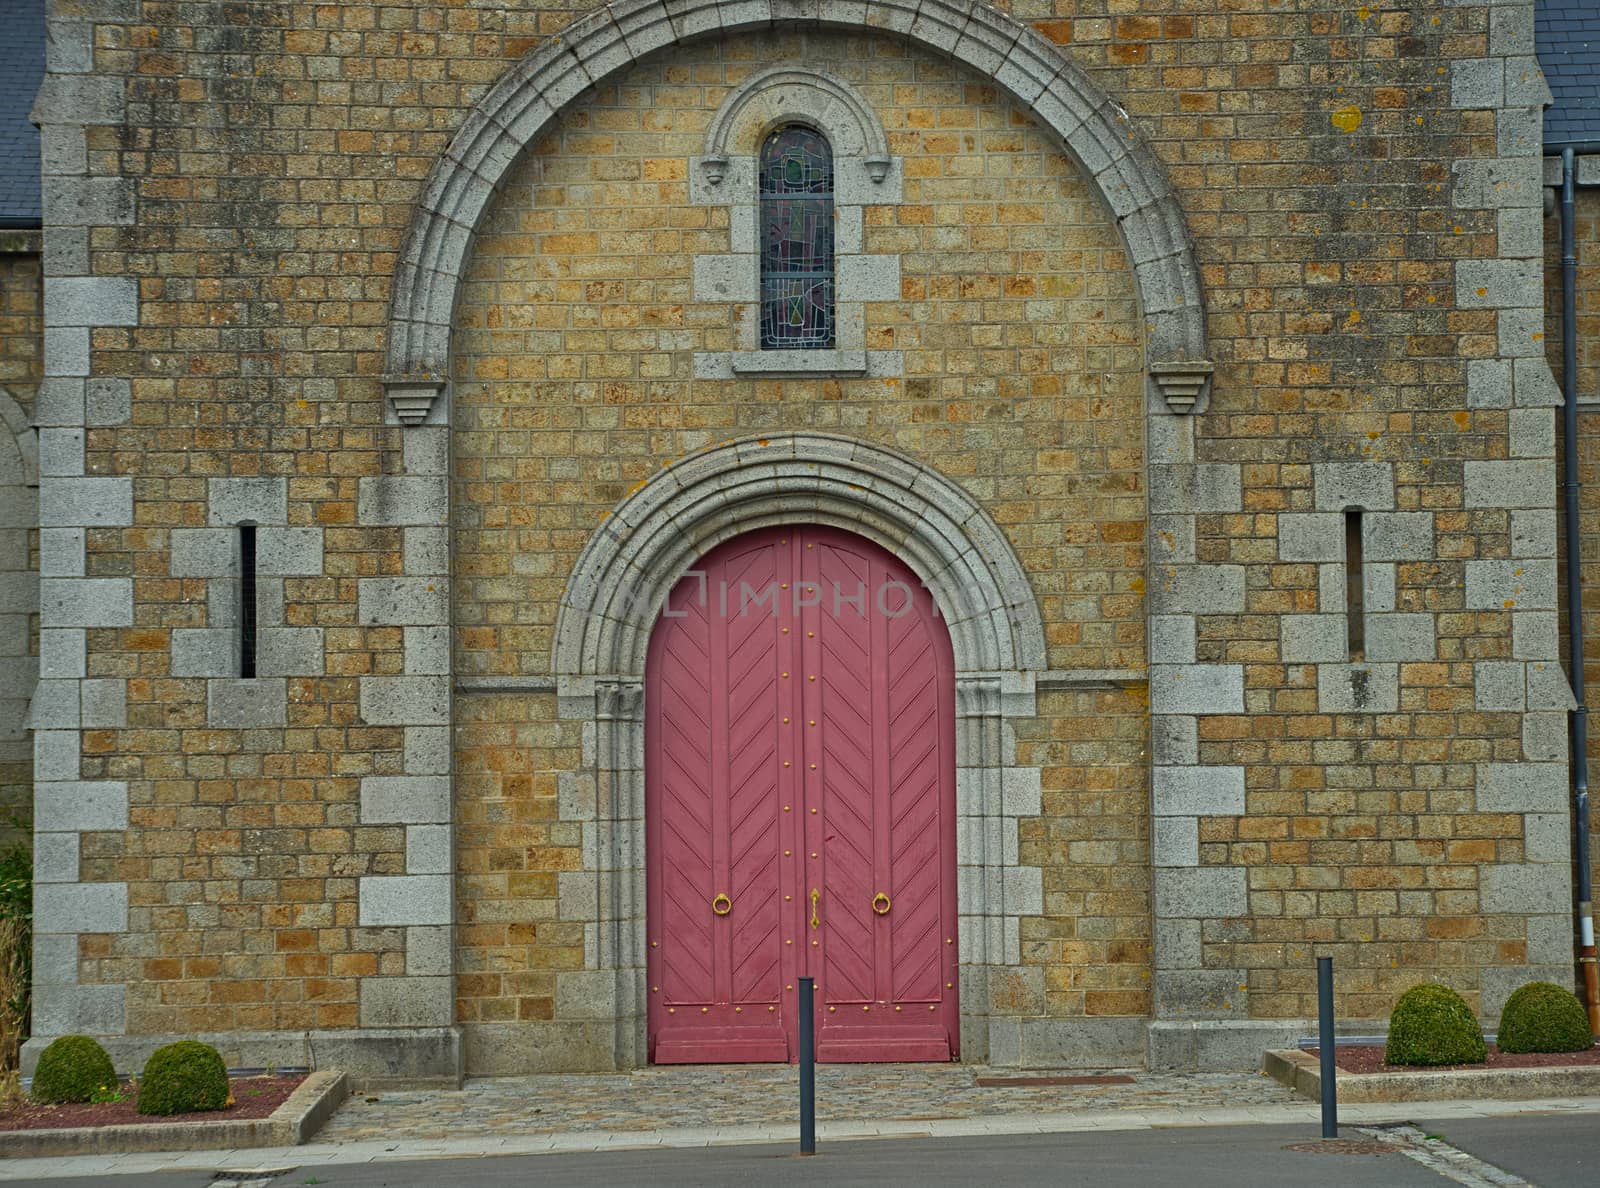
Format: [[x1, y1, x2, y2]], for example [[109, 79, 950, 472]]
[[1146, 1018, 1317, 1071], [985, 1016, 1148, 1067], [464, 1021, 632, 1075]]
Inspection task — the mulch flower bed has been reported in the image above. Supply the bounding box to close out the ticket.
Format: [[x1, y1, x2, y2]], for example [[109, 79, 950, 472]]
[[0, 1074, 305, 1132], [1308, 1044, 1600, 1075]]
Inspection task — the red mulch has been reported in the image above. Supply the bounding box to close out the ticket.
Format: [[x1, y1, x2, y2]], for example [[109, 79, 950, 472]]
[[1308, 1043, 1600, 1075], [0, 1075, 305, 1132]]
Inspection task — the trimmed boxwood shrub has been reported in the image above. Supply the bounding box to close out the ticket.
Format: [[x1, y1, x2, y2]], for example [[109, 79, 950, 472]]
[[31, 1034, 117, 1103], [1385, 983, 1487, 1067], [1497, 981, 1594, 1054], [136, 1041, 229, 1116]]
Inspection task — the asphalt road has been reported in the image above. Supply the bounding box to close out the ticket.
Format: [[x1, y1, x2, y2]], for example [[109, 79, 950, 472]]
[[21, 1111, 1600, 1187], [28, 1123, 1472, 1188], [1421, 1112, 1598, 1188]]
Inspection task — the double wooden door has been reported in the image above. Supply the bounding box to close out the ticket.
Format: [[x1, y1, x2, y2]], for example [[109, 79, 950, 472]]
[[645, 526, 958, 1063]]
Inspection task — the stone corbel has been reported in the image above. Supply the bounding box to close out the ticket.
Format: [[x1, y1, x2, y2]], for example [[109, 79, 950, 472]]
[[700, 154, 729, 186], [595, 678, 646, 723], [1150, 361, 1215, 415], [382, 375, 447, 426]]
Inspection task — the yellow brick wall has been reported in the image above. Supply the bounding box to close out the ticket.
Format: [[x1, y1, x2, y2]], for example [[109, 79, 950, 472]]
[[1016, 688, 1151, 1017], [450, 29, 1151, 1027], [0, 244, 39, 846], [0, 246, 41, 413]]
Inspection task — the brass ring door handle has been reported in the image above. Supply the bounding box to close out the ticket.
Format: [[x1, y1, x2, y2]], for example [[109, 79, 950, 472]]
[[711, 892, 732, 916], [872, 892, 891, 916]]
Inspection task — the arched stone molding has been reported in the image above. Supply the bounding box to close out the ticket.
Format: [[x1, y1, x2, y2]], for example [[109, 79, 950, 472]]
[[381, 0, 1212, 421], [699, 64, 891, 182], [0, 388, 39, 488], [554, 433, 1046, 679], [548, 434, 1048, 1068]]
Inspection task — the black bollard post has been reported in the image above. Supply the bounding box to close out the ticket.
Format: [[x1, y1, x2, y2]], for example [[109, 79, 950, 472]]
[[1317, 955, 1337, 1139], [799, 977, 816, 1154]]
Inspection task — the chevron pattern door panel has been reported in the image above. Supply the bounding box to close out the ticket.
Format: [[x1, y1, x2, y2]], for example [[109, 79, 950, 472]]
[[646, 526, 957, 1063], [803, 531, 958, 1061], [647, 533, 793, 1062]]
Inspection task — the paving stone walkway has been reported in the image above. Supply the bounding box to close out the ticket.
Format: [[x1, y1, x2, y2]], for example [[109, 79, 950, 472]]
[[316, 1063, 1301, 1142]]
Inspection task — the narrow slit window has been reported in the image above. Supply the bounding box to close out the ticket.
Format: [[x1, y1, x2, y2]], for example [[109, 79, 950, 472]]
[[240, 524, 258, 678], [759, 125, 834, 349], [1345, 509, 1364, 661]]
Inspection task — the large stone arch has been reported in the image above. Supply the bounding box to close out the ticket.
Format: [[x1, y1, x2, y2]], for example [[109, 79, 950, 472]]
[[381, 0, 1211, 416], [0, 388, 38, 488], [384, 4, 1208, 1072]]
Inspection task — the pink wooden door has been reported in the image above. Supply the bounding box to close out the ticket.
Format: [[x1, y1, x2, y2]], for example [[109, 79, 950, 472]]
[[646, 526, 957, 1063], [801, 532, 958, 1061], [646, 531, 795, 1062]]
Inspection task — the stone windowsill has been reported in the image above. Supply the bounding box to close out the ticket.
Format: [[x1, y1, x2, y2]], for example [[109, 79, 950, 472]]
[[731, 349, 867, 375]]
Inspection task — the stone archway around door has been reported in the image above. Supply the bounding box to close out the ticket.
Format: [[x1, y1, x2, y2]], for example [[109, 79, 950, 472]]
[[547, 432, 1047, 1069]]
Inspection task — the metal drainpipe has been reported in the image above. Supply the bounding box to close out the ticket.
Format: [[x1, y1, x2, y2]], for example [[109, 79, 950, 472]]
[[1558, 146, 1600, 1036]]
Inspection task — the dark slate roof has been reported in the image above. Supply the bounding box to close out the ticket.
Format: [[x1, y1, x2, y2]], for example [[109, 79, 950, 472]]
[[0, 0, 43, 226], [1539, 0, 1600, 148]]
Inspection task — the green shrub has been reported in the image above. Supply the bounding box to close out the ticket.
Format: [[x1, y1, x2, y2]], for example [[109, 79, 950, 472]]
[[1496, 982, 1594, 1054], [31, 1034, 117, 1104], [1385, 983, 1487, 1067], [136, 1041, 230, 1116]]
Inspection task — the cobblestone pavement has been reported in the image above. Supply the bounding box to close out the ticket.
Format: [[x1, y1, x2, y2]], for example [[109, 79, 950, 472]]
[[317, 1064, 1300, 1142]]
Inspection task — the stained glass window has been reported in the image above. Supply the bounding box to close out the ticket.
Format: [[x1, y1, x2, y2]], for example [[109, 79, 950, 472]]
[[760, 126, 834, 350]]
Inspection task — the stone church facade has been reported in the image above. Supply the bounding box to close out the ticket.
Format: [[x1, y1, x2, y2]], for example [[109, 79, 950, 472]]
[[8, 0, 1598, 1081]]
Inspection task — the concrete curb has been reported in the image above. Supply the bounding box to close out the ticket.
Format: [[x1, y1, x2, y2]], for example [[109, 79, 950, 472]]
[[1263, 1048, 1600, 1103], [0, 1070, 348, 1159]]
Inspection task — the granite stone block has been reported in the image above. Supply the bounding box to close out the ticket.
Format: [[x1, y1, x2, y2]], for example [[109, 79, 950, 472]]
[[1152, 766, 1245, 817], [1313, 462, 1394, 511], [1149, 665, 1245, 715]]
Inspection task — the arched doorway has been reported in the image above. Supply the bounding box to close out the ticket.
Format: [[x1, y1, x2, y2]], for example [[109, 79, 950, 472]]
[[645, 525, 958, 1062]]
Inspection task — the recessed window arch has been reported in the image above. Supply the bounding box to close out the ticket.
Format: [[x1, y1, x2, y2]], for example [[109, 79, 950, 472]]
[[687, 67, 904, 375], [759, 125, 835, 350]]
